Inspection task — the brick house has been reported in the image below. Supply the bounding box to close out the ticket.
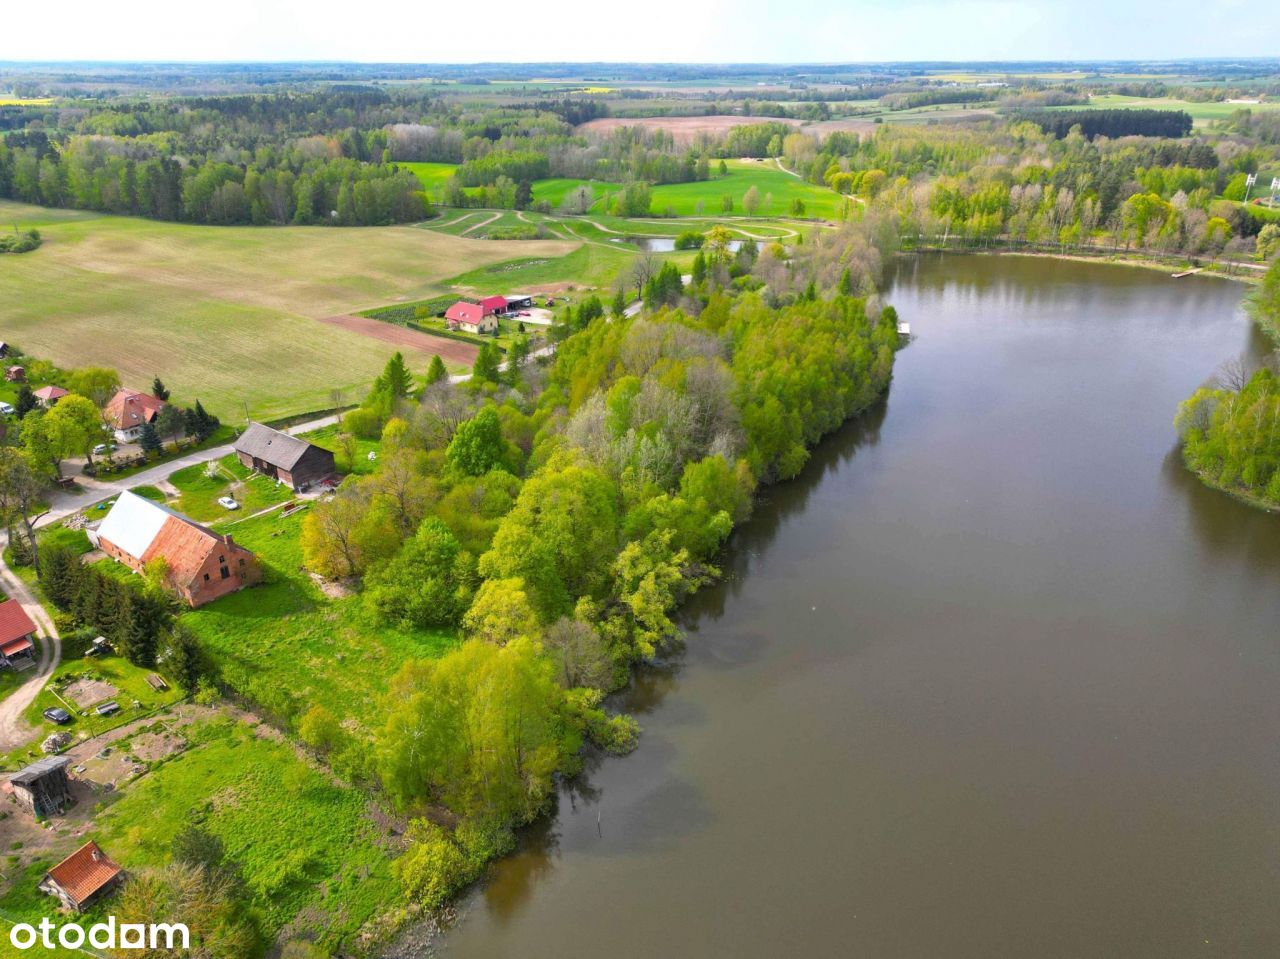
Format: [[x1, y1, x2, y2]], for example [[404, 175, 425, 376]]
[[89, 491, 261, 607], [234, 422, 337, 492]]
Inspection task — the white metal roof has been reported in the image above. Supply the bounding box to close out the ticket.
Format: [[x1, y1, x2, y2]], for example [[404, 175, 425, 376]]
[[94, 490, 172, 560]]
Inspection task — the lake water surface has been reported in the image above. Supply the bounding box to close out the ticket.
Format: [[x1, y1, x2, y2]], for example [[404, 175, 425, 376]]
[[435, 255, 1280, 959]]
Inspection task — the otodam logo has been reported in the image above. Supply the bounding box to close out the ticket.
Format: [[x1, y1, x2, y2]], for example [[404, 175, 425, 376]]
[[8, 917, 190, 951]]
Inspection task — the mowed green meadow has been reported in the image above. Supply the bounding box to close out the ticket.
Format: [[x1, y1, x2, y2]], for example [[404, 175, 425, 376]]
[[409, 159, 843, 219], [397, 160, 459, 199], [529, 160, 841, 218], [0, 201, 574, 419]]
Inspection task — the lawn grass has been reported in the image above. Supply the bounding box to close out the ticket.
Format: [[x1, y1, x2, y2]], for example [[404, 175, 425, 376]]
[[182, 510, 456, 731], [531, 177, 620, 208], [168, 455, 293, 522], [0, 201, 575, 421]]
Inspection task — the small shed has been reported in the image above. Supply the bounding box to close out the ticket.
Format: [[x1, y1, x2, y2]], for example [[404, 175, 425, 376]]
[[8, 756, 72, 817], [0, 599, 37, 670], [33, 385, 70, 408], [505, 294, 534, 310], [39, 841, 123, 912], [5, 365, 25, 382]]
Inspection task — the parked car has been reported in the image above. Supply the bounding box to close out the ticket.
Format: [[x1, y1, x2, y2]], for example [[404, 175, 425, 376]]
[[94, 701, 120, 717], [217, 496, 240, 510], [43, 707, 71, 725], [0, 402, 14, 415], [92, 443, 115, 456]]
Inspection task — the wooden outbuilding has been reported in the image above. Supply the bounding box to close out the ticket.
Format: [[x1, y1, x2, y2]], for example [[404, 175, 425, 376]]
[[234, 422, 337, 492], [8, 756, 72, 817], [39, 841, 123, 912], [0, 598, 37, 670]]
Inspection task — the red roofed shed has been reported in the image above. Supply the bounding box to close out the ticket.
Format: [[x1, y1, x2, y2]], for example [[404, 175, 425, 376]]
[[0, 599, 36, 668], [40, 841, 123, 912]]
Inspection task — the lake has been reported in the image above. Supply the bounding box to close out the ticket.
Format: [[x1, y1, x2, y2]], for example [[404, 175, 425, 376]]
[[431, 254, 1280, 959]]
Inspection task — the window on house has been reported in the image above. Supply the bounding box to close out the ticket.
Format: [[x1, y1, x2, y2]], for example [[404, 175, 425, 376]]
[[239, 558, 245, 566], [220, 565, 230, 579], [203, 573, 210, 582], [219, 555, 225, 563]]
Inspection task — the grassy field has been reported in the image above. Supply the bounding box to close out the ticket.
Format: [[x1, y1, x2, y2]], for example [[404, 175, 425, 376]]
[[528, 161, 841, 218], [0, 200, 575, 421], [399, 160, 459, 199], [0, 715, 401, 953], [1055, 94, 1280, 124], [445, 239, 634, 298], [182, 509, 456, 731], [93, 716, 400, 949]]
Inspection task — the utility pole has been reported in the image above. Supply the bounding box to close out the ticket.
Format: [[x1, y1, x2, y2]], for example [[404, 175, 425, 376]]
[[1243, 172, 1257, 203]]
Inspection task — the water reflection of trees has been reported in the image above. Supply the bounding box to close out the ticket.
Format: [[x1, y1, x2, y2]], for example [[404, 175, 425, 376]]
[[1161, 444, 1280, 577]]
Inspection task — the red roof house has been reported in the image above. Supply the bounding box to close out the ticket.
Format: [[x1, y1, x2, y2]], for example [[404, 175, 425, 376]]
[[103, 388, 168, 443], [445, 301, 498, 335], [478, 295, 508, 316], [33, 385, 70, 408], [0, 599, 36, 669], [40, 841, 123, 912]]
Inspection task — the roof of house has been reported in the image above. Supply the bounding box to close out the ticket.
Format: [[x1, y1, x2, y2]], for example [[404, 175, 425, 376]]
[[0, 599, 37, 646], [233, 422, 321, 471], [9, 756, 69, 787], [103, 388, 166, 432], [32, 386, 69, 401], [96, 491, 243, 584], [479, 295, 508, 312], [46, 842, 121, 906], [445, 301, 483, 324]]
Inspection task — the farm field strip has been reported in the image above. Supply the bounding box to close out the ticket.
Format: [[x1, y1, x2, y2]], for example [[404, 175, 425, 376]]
[[0, 201, 573, 419]]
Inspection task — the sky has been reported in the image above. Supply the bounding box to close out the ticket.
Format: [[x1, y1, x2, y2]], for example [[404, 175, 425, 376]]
[[1, 0, 1275, 63]]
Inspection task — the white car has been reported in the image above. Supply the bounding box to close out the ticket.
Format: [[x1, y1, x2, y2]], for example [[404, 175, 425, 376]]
[[0, 402, 13, 415], [217, 496, 240, 510], [93, 443, 114, 455]]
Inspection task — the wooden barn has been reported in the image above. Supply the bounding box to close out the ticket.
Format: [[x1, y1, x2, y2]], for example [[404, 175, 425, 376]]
[[8, 756, 72, 817], [234, 422, 337, 492]]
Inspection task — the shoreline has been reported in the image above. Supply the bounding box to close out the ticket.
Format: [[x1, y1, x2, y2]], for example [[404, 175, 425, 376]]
[[903, 247, 1265, 286], [1189, 463, 1280, 514]]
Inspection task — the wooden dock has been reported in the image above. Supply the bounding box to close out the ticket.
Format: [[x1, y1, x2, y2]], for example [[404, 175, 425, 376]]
[[1171, 268, 1202, 278]]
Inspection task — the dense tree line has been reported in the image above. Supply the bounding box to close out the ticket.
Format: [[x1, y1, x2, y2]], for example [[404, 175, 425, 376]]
[[1015, 108, 1194, 140]]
